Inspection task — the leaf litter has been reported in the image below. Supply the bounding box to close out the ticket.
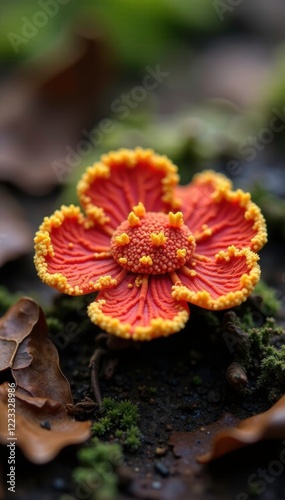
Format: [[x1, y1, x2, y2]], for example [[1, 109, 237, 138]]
[[0, 297, 91, 463]]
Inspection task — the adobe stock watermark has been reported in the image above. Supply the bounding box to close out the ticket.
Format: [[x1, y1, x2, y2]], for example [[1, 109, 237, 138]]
[[236, 440, 285, 499], [213, 0, 243, 22], [7, 0, 70, 54], [7, 382, 16, 494], [223, 107, 285, 178], [51, 64, 170, 183]]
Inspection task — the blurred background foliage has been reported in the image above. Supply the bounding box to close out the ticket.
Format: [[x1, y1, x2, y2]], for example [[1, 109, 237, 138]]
[[0, 0, 219, 66], [1, 0, 285, 293], [1, 0, 285, 172]]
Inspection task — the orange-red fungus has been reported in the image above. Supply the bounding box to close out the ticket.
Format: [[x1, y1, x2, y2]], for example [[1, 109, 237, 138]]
[[34, 148, 267, 341]]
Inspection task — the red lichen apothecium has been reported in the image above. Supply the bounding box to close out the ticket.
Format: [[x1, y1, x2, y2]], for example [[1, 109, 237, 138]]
[[34, 148, 267, 340]]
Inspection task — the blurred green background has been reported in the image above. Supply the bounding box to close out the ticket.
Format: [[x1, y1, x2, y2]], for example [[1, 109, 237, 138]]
[[1, 0, 285, 181], [1, 0, 285, 295]]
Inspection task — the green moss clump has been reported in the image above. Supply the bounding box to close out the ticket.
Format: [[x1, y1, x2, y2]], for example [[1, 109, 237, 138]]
[[123, 425, 141, 452], [92, 398, 141, 452], [101, 397, 117, 413], [73, 438, 122, 500], [256, 345, 285, 402], [247, 318, 285, 402], [217, 279, 285, 403], [92, 417, 112, 437], [248, 317, 283, 354], [237, 315, 285, 402]]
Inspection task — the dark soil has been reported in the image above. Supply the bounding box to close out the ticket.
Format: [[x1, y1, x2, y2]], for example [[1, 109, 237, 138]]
[[2, 275, 285, 500], [1, 168, 285, 500]]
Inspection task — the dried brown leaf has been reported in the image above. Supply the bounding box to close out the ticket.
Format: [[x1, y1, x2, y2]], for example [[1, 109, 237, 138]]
[[0, 297, 73, 407], [197, 395, 285, 463], [0, 297, 40, 371], [0, 28, 112, 194], [0, 383, 91, 463]]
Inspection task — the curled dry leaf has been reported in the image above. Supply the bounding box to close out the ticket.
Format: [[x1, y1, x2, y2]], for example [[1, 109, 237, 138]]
[[0, 187, 33, 267], [0, 296, 40, 371], [0, 28, 112, 194], [0, 383, 91, 464], [197, 394, 285, 464], [0, 298, 92, 462], [0, 297, 72, 407]]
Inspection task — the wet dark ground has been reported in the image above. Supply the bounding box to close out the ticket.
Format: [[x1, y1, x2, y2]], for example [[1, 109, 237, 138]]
[[1, 278, 285, 500], [1, 165, 285, 500]]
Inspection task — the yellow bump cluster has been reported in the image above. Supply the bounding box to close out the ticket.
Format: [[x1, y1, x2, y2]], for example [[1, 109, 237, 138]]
[[34, 205, 86, 296], [135, 276, 143, 287], [115, 233, 130, 246], [176, 248, 187, 259], [119, 257, 128, 265], [85, 206, 110, 226], [139, 255, 153, 266], [193, 171, 267, 252], [77, 163, 110, 206], [87, 300, 189, 341], [196, 224, 213, 240], [92, 275, 118, 291], [133, 202, 146, 218], [168, 211, 184, 228], [128, 212, 141, 226], [192, 170, 233, 192], [111, 211, 196, 275], [88, 300, 132, 340], [132, 310, 190, 341], [127, 202, 147, 226], [150, 232, 167, 246], [245, 202, 268, 251], [93, 251, 111, 259]]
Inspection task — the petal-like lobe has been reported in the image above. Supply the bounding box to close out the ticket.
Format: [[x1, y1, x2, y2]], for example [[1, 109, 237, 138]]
[[175, 171, 267, 255], [88, 273, 189, 341], [77, 148, 179, 229], [34, 205, 123, 295], [172, 246, 260, 310]]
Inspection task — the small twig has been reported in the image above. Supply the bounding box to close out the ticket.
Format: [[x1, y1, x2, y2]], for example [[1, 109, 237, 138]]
[[88, 332, 134, 405], [89, 347, 107, 407]]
